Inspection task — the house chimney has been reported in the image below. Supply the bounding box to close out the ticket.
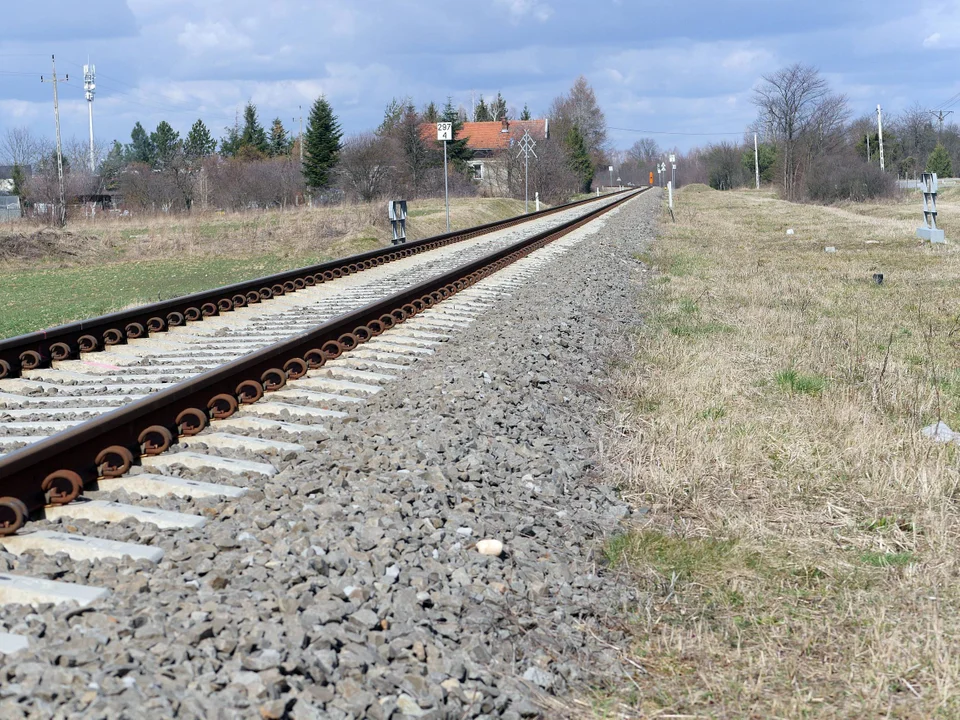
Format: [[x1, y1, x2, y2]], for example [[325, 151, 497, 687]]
[[500, 117, 509, 133]]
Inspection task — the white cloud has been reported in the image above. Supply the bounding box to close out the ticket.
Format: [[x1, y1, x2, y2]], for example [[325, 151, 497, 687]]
[[722, 48, 773, 71], [923, 32, 941, 47], [177, 20, 252, 52], [494, 0, 553, 23]]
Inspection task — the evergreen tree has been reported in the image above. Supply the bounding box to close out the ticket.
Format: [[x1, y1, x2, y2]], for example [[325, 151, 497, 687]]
[[240, 101, 269, 156], [378, 98, 407, 135], [10, 163, 25, 197], [184, 119, 216, 161], [126, 121, 155, 165], [520, 103, 532, 121], [268, 118, 291, 157], [473, 95, 491, 122], [99, 141, 126, 190], [220, 114, 242, 158], [741, 143, 777, 183], [491, 92, 507, 121], [565, 125, 594, 193], [441, 97, 473, 169], [926, 143, 952, 177], [422, 102, 440, 123], [151, 121, 181, 169], [302, 95, 343, 190]]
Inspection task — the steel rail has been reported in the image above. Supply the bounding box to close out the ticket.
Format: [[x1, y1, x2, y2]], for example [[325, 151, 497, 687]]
[[0, 188, 646, 533], [0, 190, 633, 380]]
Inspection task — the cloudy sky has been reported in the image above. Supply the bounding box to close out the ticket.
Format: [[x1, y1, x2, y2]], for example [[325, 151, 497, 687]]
[[1, 0, 957, 156]]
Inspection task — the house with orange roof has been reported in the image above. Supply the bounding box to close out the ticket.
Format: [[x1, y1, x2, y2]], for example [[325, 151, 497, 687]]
[[421, 117, 549, 188]]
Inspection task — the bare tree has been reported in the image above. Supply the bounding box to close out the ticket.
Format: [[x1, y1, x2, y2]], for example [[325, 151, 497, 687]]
[[752, 63, 848, 200], [338, 133, 395, 202], [549, 76, 608, 163], [380, 105, 439, 198], [490, 132, 579, 204], [1, 126, 48, 168], [627, 138, 661, 164]]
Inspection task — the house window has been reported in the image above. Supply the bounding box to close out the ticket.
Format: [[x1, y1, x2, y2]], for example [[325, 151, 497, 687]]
[[470, 163, 483, 180]]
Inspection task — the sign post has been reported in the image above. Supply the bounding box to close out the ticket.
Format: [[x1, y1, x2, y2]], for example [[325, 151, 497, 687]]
[[608, 165, 614, 190], [669, 153, 676, 189], [517, 130, 537, 213], [437, 122, 453, 231]]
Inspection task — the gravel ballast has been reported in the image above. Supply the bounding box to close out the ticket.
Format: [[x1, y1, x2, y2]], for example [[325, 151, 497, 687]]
[[0, 190, 659, 719]]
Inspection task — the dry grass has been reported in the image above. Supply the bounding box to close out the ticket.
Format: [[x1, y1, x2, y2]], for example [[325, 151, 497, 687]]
[[0, 197, 527, 337], [0, 196, 526, 270], [594, 185, 960, 718]]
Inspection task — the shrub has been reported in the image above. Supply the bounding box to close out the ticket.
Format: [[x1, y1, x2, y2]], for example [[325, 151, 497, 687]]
[[805, 152, 896, 203], [926, 143, 952, 177]]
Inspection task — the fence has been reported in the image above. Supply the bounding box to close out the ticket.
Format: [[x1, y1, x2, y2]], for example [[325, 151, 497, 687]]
[[0, 195, 20, 221]]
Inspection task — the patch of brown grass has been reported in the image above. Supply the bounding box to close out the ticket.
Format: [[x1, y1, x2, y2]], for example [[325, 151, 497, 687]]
[[0, 196, 528, 271], [596, 187, 960, 718]]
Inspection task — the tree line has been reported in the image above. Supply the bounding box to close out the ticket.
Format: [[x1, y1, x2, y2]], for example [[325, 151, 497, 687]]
[[629, 63, 960, 202], [5, 76, 613, 219], [9, 96, 343, 216]]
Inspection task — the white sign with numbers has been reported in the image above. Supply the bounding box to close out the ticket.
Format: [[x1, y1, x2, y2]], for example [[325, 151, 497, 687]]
[[437, 122, 452, 141], [669, 154, 676, 163]]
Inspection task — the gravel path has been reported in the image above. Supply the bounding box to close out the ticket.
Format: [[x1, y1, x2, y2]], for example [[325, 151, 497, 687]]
[[0, 190, 659, 719]]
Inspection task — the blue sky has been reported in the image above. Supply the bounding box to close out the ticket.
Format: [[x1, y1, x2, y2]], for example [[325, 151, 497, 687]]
[[1, 0, 958, 155]]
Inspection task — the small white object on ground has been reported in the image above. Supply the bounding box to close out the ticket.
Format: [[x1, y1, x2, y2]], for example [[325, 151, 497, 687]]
[[786, 228, 795, 235], [922, 421, 957, 443], [825, 246, 836, 253], [476, 539, 504, 556]]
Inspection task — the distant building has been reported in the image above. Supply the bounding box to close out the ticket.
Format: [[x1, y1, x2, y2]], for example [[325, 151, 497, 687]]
[[421, 118, 550, 187]]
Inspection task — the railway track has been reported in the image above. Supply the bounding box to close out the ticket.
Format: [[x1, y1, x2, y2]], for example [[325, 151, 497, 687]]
[[0, 186, 655, 720], [0, 187, 644, 585]]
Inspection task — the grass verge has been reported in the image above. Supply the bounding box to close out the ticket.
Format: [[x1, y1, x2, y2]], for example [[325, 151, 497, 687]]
[[0, 197, 526, 338], [594, 186, 960, 718]]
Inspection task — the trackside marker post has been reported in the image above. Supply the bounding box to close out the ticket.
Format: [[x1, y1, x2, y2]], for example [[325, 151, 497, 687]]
[[437, 122, 452, 231]]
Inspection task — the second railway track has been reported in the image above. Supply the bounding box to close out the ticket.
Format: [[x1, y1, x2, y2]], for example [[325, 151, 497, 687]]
[[0, 189, 645, 559]]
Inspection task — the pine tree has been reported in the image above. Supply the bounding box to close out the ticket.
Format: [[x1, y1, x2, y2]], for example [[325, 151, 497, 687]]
[[491, 92, 508, 121], [926, 143, 952, 177], [378, 98, 406, 135], [422, 102, 440, 123], [220, 117, 242, 158], [473, 95, 491, 122], [268, 119, 291, 157], [10, 163, 24, 197], [441, 97, 473, 169], [520, 103, 531, 121], [302, 96, 343, 190], [100, 141, 126, 189], [240, 102, 269, 156], [151, 121, 181, 169], [185, 119, 216, 161], [565, 125, 594, 193], [126, 121, 156, 165]]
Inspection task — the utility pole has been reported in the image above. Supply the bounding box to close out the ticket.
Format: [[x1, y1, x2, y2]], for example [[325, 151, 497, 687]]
[[41, 55, 68, 227], [930, 109, 953, 140], [84, 61, 96, 173], [877, 104, 885, 173], [754, 133, 760, 189], [866, 135, 871, 163]]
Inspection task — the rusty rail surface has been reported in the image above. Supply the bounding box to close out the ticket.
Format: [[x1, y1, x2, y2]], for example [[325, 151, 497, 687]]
[[0, 190, 633, 380], [0, 188, 646, 533]]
